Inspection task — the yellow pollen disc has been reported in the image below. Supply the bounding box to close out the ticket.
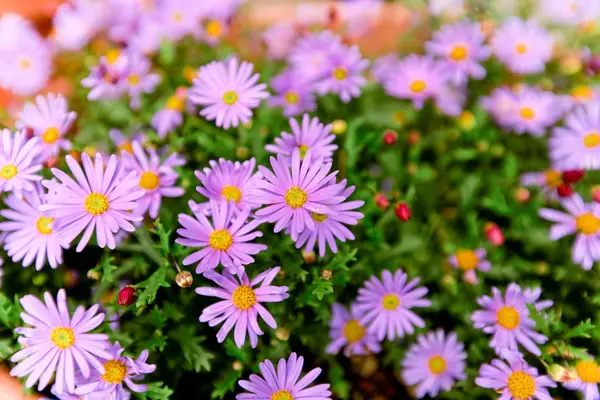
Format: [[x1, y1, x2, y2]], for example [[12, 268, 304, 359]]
[[166, 96, 184, 111], [128, 74, 140, 85], [285, 91, 300, 104], [232, 286, 257, 310], [497, 306, 520, 330], [36, 216, 54, 235], [101, 359, 127, 385], [449, 45, 469, 61], [428, 355, 447, 375], [312, 212, 327, 223], [221, 185, 242, 203], [42, 127, 60, 144], [0, 164, 17, 180], [520, 107, 535, 120], [576, 360, 600, 383], [584, 132, 600, 148], [515, 43, 528, 54], [455, 249, 478, 270], [581, 20, 597, 33], [544, 169, 562, 188], [84, 193, 109, 216], [571, 85, 594, 101], [183, 66, 197, 83], [507, 371, 535, 399], [298, 145, 309, 159], [206, 20, 222, 37], [209, 229, 233, 251], [576, 213, 600, 235], [343, 320, 365, 343], [50, 327, 75, 350], [409, 80, 426, 93], [382, 294, 400, 310], [139, 171, 160, 190], [222, 90, 238, 105], [333, 67, 348, 81], [19, 58, 31, 70], [284, 186, 307, 209], [172, 12, 183, 22], [118, 141, 134, 154], [271, 390, 293, 400], [105, 49, 121, 65]]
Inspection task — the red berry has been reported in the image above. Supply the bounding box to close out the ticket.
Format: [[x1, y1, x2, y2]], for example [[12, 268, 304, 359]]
[[562, 170, 585, 184], [557, 183, 574, 198], [118, 286, 137, 306], [484, 222, 504, 247], [394, 202, 411, 222], [374, 193, 390, 210], [383, 130, 398, 145]]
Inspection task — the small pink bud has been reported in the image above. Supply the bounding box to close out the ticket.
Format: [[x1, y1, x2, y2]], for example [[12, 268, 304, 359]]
[[484, 223, 504, 247], [394, 202, 411, 222], [118, 286, 136, 306]]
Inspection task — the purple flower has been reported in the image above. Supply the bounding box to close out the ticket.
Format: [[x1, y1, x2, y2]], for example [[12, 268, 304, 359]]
[[384, 55, 450, 110], [190, 57, 269, 129], [401, 330, 467, 398], [75, 341, 156, 398], [288, 30, 343, 82], [476, 351, 556, 399], [81, 50, 129, 101], [121, 141, 185, 219], [371, 53, 401, 84], [539, 193, 600, 270], [449, 248, 491, 284], [52, 2, 102, 51], [10, 289, 110, 394], [109, 128, 146, 155], [508, 86, 566, 136], [199, 17, 229, 46], [197, 266, 288, 348], [268, 69, 316, 117], [563, 358, 600, 399], [481, 86, 519, 129], [41, 153, 144, 252], [0, 129, 42, 197], [471, 283, 548, 356], [313, 44, 369, 103], [127, 16, 163, 55], [236, 353, 332, 400], [520, 169, 563, 200], [537, 0, 597, 26], [0, 184, 66, 270], [262, 22, 297, 60], [16, 93, 76, 161], [355, 269, 431, 341], [159, 0, 202, 41], [122, 52, 161, 109], [435, 83, 467, 117], [425, 20, 491, 84], [325, 303, 380, 357], [491, 18, 554, 75], [151, 96, 185, 138], [176, 200, 267, 275]]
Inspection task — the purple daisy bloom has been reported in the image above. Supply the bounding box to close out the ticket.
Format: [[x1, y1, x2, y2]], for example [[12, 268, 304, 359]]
[[539, 193, 600, 270], [236, 352, 332, 400], [471, 283, 548, 356], [109, 128, 146, 155], [268, 68, 316, 117], [509, 86, 566, 136], [435, 83, 467, 117], [127, 15, 163, 55], [159, 0, 202, 42], [74, 341, 156, 398], [197, 266, 288, 348], [189, 57, 269, 129], [481, 86, 519, 129], [476, 351, 556, 399], [262, 22, 297, 60], [81, 50, 128, 101], [16, 93, 76, 161], [123, 52, 161, 109], [194, 158, 263, 213], [0, 184, 66, 270], [449, 248, 491, 284], [41, 153, 144, 252], [325, 303, 380, 357], [0, 129, 42, 197], [371, 53, 401, 84], [199, 17, 229, 46], [355, 269, 431, 341], [265, 114, 337, 163], [288, 30, 343, 82], [425, 20, 491, 84], [176, 200, 267, 275], [151, 95, 185, 138], [401, 330, 467, 398], [520, 169, 563, 200], [251, 148, 346, 241], [121, 141, 185, 219], [491, 18, 554, 75], [384, 55, 450, 110], [52, 2, 101, 51], [10, 289, 110, 394], [563, 358, 600, 399]]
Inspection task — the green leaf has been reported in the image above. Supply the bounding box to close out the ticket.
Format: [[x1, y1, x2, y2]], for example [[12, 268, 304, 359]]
[[0, 338, 15, 360], [135, 382, 174, 400], [565, 319, 595, 339], [311, 279, 334, 300], [171, 326, 214, 372], [211, 370, 243, 399], [134, 266, 170, 307], [150, 220, 171, 259], [0, 293, 22, 330], [158, 40, 175, 66], [101, 255, 118, 284]]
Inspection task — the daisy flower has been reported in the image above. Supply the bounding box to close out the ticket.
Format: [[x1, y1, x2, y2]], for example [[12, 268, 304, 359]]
[[325, 303, 380, 357], [159, 0, 202, 42], [122, 52, 161, 109], [435, 83, 467, 117], [265, 114, 338, 163], [539, 193, 600, 270], [0, 129, 42, 197], [563, 358, 600, 399], [471, 283, 548, 356], [262, 22, 297, 60], [401, 330, 467, 398], [0, 184, 66, 270], [52, 2, 103, 51], [268, 68, 316, 117], [197, 266, 289, 348], [491, 18, 554, 75], [520, 169, 564, 199], [288, 30, 343, 82], [481, 86, 519, 130], [10, 289, 111, 394], [200, 17, 228, 46], [110, 129, 146, 155], [371, 53, 401, 84], [127, 15, 163, 55], [236, 353, 332, 400], [355, 269, 432, 341], [189, 57, 269, 129], [476, 351, 556, 399], [449, 248, 491, 284], [41, 153, 145, 252], [509, 86, 566, 136], [81, 50, 128, 101], [176, 200, 267, 275], [74, 341, 156, 398], [121, 141, 185, 219], [151, 94, 186, 138], [16, 93, 76, 161]]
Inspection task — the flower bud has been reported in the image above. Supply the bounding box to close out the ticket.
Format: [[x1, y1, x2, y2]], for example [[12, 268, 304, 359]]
[[183, 67, 197, 83], [331, 119, 347, 135], [302, 250, 316, 264], [374, 193, 389, 210], [484, 222, 504, 247], [321, 269, 332, 280], [514, 188, 530, 203], [562, 170, 585, 184], [557, 183, 574, 198], [235, 146, 250, 159], [593, 186, 600, 203], [407, 130, 420, 145], [276, 327, 290, 341], [176, 271, 193, 288], [232, 361, 243, 371], [383, 130, 398, 145], [548, 364, 578, 383], [587, 54, 600, 75], [23, 126, 34, 139], [87, 270, 101, 280], [118, 286, 137, 306], [394, 202, 411, 222], [44, 156, 59, 169], [458, 111, 476, 131]]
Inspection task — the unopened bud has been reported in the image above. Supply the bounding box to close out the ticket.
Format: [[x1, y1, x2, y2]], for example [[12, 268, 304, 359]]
[[476, 140, 489, 152], [69, 151, 81, 162], [514, 188, 530, 203], [44, 156, 59, 169], [407, 130, 420, 145], [331, 119, 347, 135], [236, 146, 250, 159], [557, 183, 574, 198], [23, 127, 34, 139], [183, 67, 198, 83], [176, 271, 193, 288], [394, 202, 411, 222], [593, 186, 600, 203], [87, 270, 101, 280], [374, 193, 389, 210], [302, 250, 316, 264], [587, 54, 600, 75], [175, 86, 188, 99], [484, 223, 504, 246], [118, 286, 137, 306], [275, 327, 290, 341], [321, 269, 332, 280], [562, 170, 585, 184], [63, 270, 80, 288], [383, 130, 398, 145], [232, 360, 243, 371], [548, 364, 578, 383], [457, 111, 476, 131]]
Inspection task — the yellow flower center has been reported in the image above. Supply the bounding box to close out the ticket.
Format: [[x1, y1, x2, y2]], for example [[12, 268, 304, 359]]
[[520, 107, 535, 120], [507, 371, 535, 399], [183, 66, 197, 83], [409, 80, 426, 93], [584, 132, 600, 148], [209, 229, 233, 251], [139, 171, 160, 190], [166, 95, 185, 111], [50, 327, 75, 350], [285, 91, 300, 104], [101, 359, 127, 385], [105, 49, 121, 65], [382, 294, 400, 310], [42, 127, 59, 144], [576, 213, 600, 235], [0, 164, 17, 180], [222, 90, 238, 105], [84, 193, 109, 216], [312, 213, 327, 223], [271, 390, 293, 400], [497, 306, 520, 330], [449, 45, 469, 61], [428, 355, 447, 375], [172, 12, 183, 22], [576, 360, 600, 383], [455, 249, 478, 270], [206, 20, 222, 37], [232, 286, 257, 310], [221, 185, 242, 203], [333, 67, 348, 81], [19, 57, 31, 70], [284, 186, 307, 209], [544, 169, 562, 188], [128, 74, 140, 85], [343, 320, 365, 343], [36, 217, 54, 235], [581, 20, 597, 33], [571, 85, 594, 101], [118, 141, 134, 154], [515, 43, 528, 54], [298, 145, 309, 159]]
